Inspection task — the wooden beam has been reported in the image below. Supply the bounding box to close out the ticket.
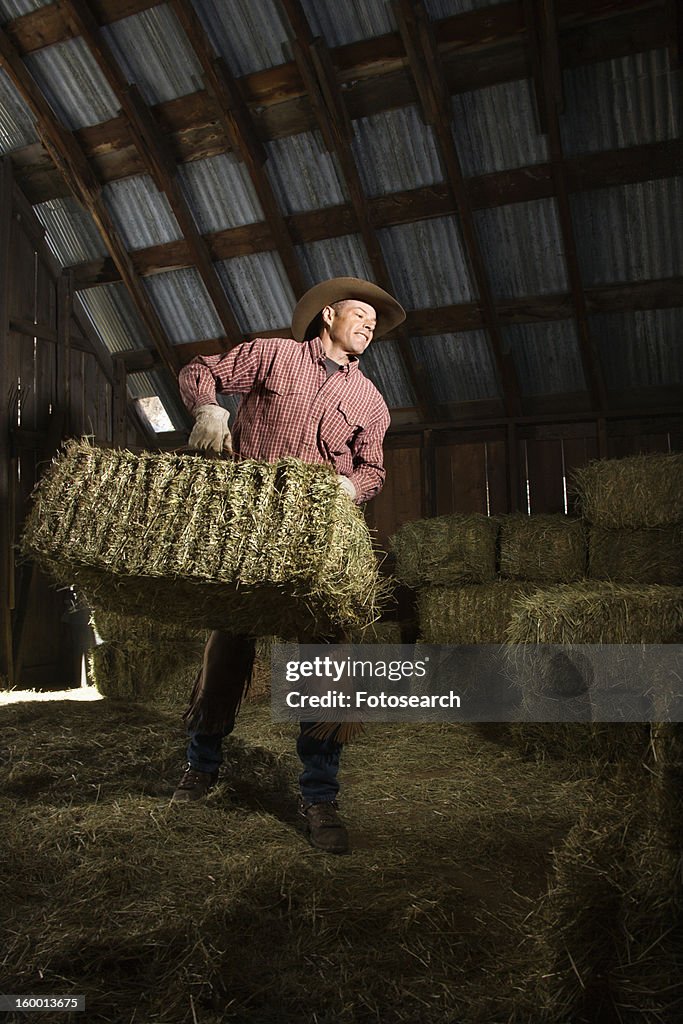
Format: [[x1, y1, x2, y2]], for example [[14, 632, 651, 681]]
[[170, 0, 309, 302], [10, 177, 116, 384], [63, 136, 683, 290], [526, 0, 607, 410], [279, 0, 434, 421], [0, 158, 15, 683], [115, 275, 683, 370], [3, 1, 665, 206], [394, 0, 523, 418], [56, 270, 73, 433], [57, 0, 241, 350], [112, 355, 128, 446], [0, 24, 181, 377]]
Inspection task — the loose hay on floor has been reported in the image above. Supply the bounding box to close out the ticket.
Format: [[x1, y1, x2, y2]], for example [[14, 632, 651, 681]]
[[499, 514, 587, 583], [390, 513, 498, 588], [571, 452, 683, 529], [21, 440, 386, 640], [0, 698, 600, 1024]]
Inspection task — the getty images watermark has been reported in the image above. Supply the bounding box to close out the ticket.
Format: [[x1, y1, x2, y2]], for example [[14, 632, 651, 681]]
[[271, 643, 683, 723]]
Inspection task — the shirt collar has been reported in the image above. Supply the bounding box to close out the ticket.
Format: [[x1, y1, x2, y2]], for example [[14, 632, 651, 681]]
[[307, 336, 359, 375]]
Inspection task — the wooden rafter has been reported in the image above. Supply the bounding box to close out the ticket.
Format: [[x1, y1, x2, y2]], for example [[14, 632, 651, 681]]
[[0, 24, 181, 376], [278, 0, 434, 421], [394, 0, 523, 419], [4, 5, 671, 204], [58, 0, 243, 350], [113, 275, 683, 372], [169, 0, 308, 304], [524, 0, 608, 410]]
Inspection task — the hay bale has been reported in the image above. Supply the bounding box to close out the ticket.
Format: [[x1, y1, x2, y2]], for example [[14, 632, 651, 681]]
[[92, 609, 207, 645], [88, 641, 202, 708], [531, 781, 682, 1022], [499, 514, 586, 583], [418, 581, 537, 644], [506, 582, 683, 644], [571, 452, 683, 529], [21, 440, 385, 640], [588, 525, 683, 585], [390, 513, 498, 588], [350, 619, 402, 644]]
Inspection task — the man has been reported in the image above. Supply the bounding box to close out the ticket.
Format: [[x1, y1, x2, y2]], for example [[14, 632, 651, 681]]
[[172, 277, 405, 854]]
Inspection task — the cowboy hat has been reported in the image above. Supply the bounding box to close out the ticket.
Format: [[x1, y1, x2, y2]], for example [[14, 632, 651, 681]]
[[291, 277, 406, 342]]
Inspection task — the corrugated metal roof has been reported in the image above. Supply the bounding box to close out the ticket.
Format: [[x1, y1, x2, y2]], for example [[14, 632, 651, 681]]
[[178, 153, 264, 233], [191, 0, 292, 76], [103, 175, 182, 251], [589, 307, 683, 389], [101, 6, 203, 106], [452, 79, 548, 177], [561, 49, 681, 157], [0, 0, 51, 19], [24, 37, 120, 130], [503, 319, 587, 396], [127, 367, 188, 431], [215, 252, 296, 333], [265, 130, 348, 214], [360, 340, 416, 408], [299, 0, 396, 46], [570, 177, 683, 286], [352, 105, 443, 197], [296, 234, 374, 289], [0, 67, 37, 153], [144, 268, 224, 343], [423, 0, 501, 15], [75, 284, 151, 353], [33, 197, 108, 266], [409, 331, 500, 403], [474, 198, 568, 297], [378, 216, 476, 307]]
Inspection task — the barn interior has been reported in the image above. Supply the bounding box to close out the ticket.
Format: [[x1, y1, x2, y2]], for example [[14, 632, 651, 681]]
[[1, 0, 682, 1022]]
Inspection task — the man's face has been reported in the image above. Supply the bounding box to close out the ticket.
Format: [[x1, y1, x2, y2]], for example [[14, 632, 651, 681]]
[[324, 300, 378, 358]]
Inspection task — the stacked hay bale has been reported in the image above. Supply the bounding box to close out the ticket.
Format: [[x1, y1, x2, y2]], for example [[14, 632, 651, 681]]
[[391, 513, 524, 644], [21, 440, 386, 643], [574, 452, 683, 585], [88, 611, 208, 709], [506, 452, 683, 761], [528, 763, 682, 1022]]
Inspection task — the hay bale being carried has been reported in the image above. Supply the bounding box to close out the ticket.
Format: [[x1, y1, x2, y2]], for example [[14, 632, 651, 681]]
[[499, 514, 586, 583], [390, 513, 498, 588], [418, 581, 537, 644], [588, 525, 683, 585], [506, 582, 683, 644], [571, 452, 683, 529], [22, 440, 386, 640], [87, 610, 207, 706]]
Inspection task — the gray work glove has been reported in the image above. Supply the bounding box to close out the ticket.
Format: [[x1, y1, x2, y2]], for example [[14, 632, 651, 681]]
[[337, 475, 357, 501], [188, 404, 232, 454]]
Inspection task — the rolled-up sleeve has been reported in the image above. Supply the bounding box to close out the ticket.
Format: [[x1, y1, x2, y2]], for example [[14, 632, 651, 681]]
[[346, 406, 391, 504], [178, 341, 266, 415]]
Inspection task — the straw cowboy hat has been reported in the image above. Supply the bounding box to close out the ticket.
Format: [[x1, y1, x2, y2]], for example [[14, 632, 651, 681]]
[[291, 277, 406, 342]]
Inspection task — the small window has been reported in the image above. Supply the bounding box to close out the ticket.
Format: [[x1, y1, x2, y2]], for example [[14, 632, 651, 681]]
[[133, 396, 175, 433]]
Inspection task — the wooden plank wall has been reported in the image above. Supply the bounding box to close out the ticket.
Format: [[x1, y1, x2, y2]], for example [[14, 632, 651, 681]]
[[1, 181, 114, 691], [368, 420, 681, 551]]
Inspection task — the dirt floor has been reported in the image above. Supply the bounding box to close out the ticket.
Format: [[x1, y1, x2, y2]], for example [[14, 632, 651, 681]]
[[0, 697, 610, 1024]]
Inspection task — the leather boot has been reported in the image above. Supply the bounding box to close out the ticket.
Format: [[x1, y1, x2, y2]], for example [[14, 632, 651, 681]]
[[171, 764, 219, 802], [299, 799, 349, 854]]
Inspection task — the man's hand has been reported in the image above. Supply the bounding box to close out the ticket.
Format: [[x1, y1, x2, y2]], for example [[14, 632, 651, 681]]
[[188, 404, 233, 454], [337, 475, 357, 501]]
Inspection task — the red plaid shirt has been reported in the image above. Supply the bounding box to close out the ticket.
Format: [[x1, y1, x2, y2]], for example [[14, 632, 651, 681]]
[[178, 336, 390, 503]]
